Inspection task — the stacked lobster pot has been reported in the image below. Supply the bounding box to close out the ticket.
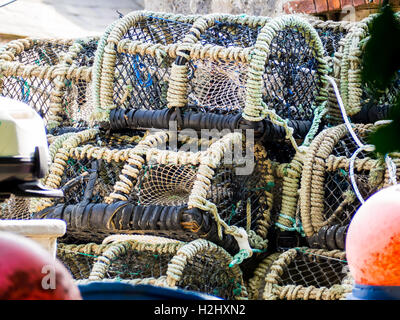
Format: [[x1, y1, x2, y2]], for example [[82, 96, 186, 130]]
[[261, 13, 400, 301], [58, 237, 248, 300], [294, 12, 400, 251], [5, 10, 399, 300], [0, 37, 96, 221], [247, 247, 353, 300], [299, 123, 400, 251], [0, 37, 97, 131], [31, 128, 271, 259]]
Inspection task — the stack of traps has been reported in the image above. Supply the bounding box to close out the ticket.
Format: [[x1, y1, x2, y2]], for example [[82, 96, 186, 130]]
[[247, 247, 353, 300], [299, 123, 400, 250], [96, 11, 331, 136], [1, 10, 399, 300], [58, 237, 248, 300], [32, 129, 272, 257], [0, 37, 97, 129]]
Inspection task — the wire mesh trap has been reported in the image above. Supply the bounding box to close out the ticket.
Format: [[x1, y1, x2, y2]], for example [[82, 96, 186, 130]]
[[107, 132, 272, 252], [58, 38, 98, 128], [92, 12, 330, 151], [0, 38, 74, 125], [299, 123, 400, 250], [61, 237, 248, 300], [340, 13, 400, 119], [93, 11, 198, 117], [169, 14, 329, 124], [31, 128, 145, 214], [262, 247, 353, 300], [33, 131, 273, 259]]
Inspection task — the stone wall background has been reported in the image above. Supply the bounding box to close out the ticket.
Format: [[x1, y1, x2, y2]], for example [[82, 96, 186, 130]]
[[144, 0, 286, 17], [0, 0, 399, 42]]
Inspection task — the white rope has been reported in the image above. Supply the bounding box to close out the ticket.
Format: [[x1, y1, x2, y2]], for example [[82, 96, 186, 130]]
[[328, 75, 400, 203], [326, 75, 365, 149], [327, 75, 378, 203], [349, 145, 369, 204], [385, 154, 398, 185]]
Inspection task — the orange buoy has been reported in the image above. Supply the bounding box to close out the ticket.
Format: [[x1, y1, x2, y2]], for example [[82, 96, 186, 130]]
[[0, 231, 81, 300], [346, 184, 400, 286]]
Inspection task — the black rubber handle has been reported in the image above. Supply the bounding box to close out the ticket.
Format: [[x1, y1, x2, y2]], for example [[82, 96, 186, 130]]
[[109, 108, 312, 141], [307, 224, 348, 250], [33, 202, 239, 254], [351, 103, 392, 124]]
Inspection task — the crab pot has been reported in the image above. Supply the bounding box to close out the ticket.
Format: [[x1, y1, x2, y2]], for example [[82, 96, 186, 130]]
[[61, 237, 247, 300], [59, 38, 98, 128], [262, 248, 353, 300], [31, 129, 146, 215], [307, 18, 354, 123], [0, 38, 75, 125], [340, 13, 400, 119], [299, 123, 400, 250], [164, 14, 329, 122], [93, 13, 330, 139], [93, 11, 198, 116], [105, 132, 272, 252], [33, 132, 274, 257]]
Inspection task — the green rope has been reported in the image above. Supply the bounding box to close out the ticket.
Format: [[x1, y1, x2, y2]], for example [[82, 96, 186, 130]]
[[302, 102, 328, 147], [227, 203, 237, 226], [250, 181, 275, 192], [229, 249, 251, 267], [275, 213, 305, 237]]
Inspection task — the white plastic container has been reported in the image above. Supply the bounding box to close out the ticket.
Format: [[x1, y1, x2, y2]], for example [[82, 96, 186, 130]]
[[0, 219, 66, 258], [0, 96, 49, 160]]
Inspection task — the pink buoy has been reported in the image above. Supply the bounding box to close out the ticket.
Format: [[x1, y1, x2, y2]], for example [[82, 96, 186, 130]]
[[346, 184, 400, 286], [0, 231, 81, 300]]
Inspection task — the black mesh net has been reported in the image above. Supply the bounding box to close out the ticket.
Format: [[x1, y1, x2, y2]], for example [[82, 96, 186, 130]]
[[315, 28, 346, 58], [113, 51, 172, 110], [262, 28, 320, 121], [277, 249, 348, 289], [101, 248, 175, 280], [323, 130, 374, 227], [209, 160, 269, 233], [176, 251, 242, 299], [16, 41, 70, 67], [60, 158, 122, 205], [199, 21, 260, 47], [1, 75, 54, 123], [112, 16, 193, 111], [54, 133, 142, 205]]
